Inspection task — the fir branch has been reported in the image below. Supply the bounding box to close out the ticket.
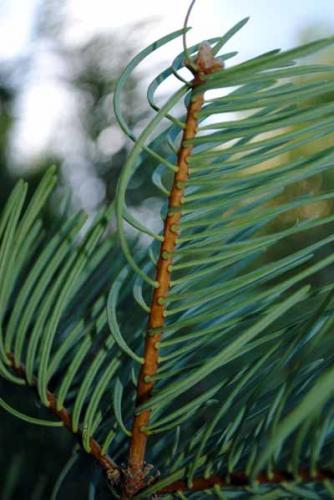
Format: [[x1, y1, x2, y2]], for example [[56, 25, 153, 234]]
[[124, 43, 223, 498]]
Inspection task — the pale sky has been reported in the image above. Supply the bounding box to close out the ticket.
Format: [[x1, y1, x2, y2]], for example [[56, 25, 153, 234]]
[[0, 0, 333, 208], [63, 0, 334, 54], [2, 0, 334, 61]]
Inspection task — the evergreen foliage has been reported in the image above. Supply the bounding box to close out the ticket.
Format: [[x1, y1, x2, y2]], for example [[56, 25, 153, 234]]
[[1, 4, 334, 498]]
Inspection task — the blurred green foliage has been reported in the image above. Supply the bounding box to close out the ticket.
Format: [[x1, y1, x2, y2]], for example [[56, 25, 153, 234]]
[[0, 1, 148, 498]]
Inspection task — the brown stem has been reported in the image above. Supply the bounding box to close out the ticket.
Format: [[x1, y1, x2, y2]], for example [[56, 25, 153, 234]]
[[124, 45, 223, 497], [6, 354, 120, 484], [158, 469, 334, 493]]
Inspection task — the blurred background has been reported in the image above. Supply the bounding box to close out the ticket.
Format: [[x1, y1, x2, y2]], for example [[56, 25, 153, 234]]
[[0, 0, 333, 498], [1, 0, 334, 214]]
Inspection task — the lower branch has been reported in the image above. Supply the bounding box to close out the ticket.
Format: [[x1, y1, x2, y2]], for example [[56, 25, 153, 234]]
[[159, 469, 334, 494], [6, 354, 120, 484]]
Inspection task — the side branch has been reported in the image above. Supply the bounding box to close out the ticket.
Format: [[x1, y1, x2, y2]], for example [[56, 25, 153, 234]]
[[158, 469, 334, 493], [6, 354, 120, 484], [124, 44, 223, 497]]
